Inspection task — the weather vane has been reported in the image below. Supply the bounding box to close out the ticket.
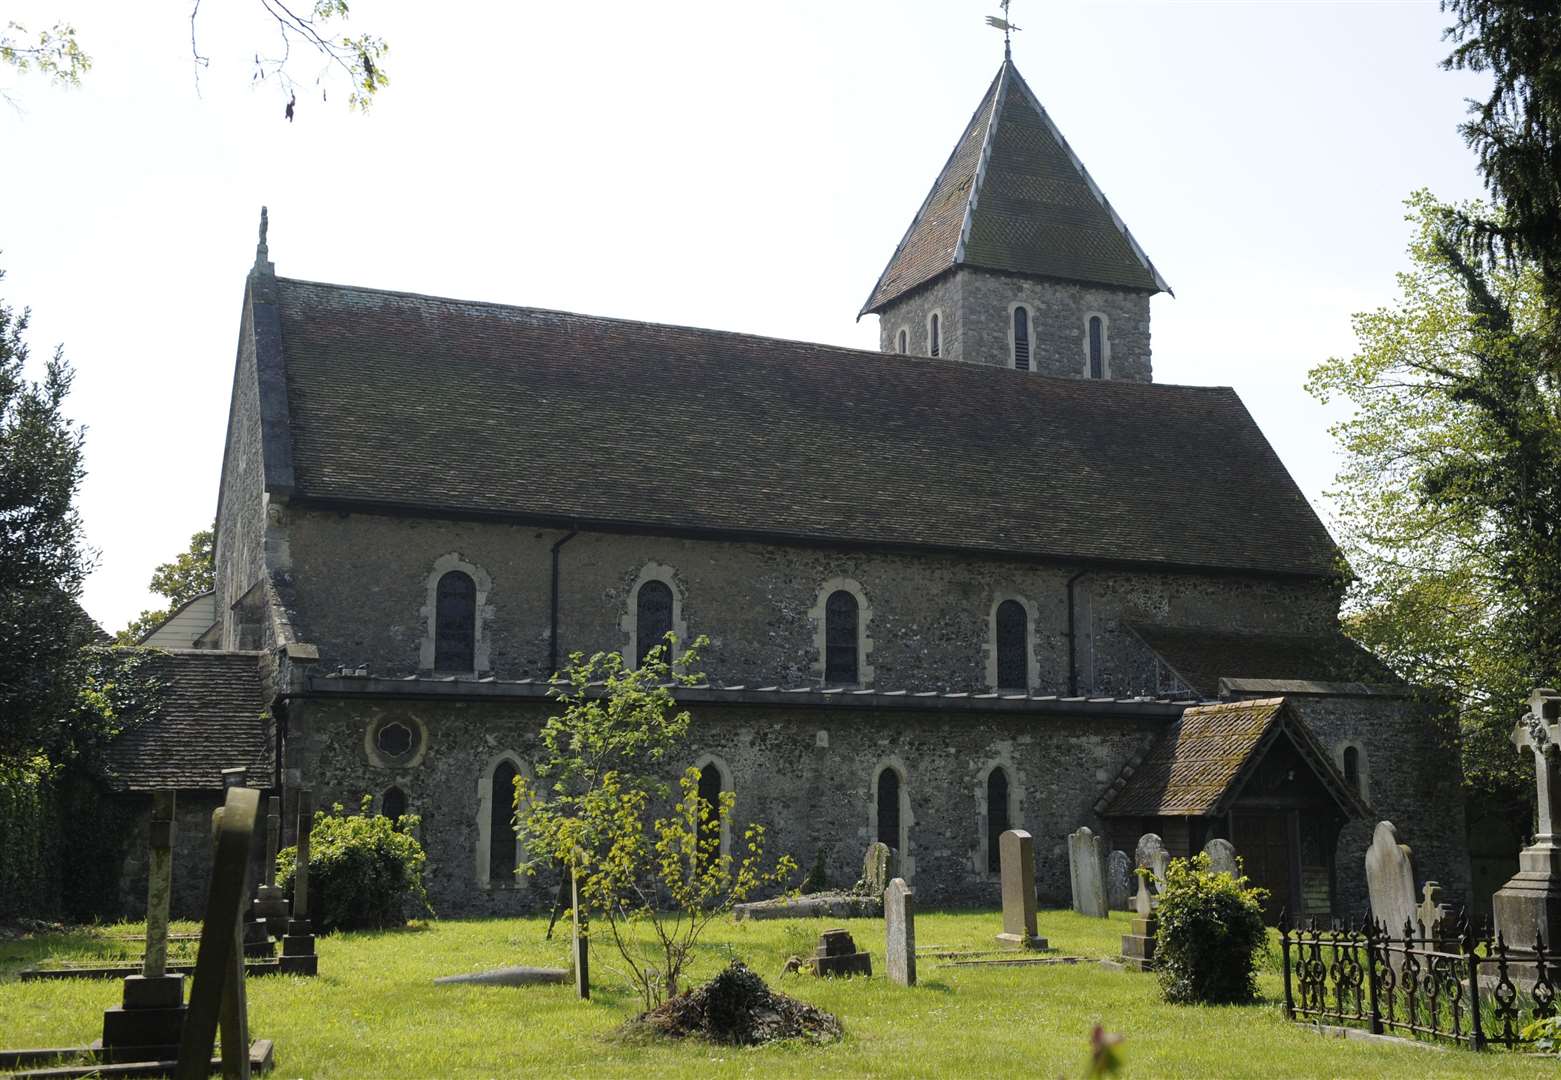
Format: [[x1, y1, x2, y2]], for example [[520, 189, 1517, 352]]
[[985, 0, 1021, 60]]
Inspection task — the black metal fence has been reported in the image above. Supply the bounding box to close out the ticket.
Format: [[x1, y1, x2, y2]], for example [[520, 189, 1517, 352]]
[[1279, 913, 1558, 1051]]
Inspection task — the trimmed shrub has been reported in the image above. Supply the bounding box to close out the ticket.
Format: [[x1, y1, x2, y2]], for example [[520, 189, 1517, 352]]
[[277, 797, 433, 932], [1154, 852, 1269, 1004]]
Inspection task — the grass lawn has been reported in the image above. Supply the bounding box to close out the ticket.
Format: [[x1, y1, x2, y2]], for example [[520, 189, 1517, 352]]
[[1, 908, 1551, 1078]]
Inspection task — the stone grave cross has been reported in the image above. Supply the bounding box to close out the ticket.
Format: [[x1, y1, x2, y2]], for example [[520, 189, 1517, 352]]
[[1416, 881, 1450, 944], [279, 789, 318, 975], [1493, 689, 1561, 948], [144, 791, 176, 979], [1512, 691, 1561, 844]]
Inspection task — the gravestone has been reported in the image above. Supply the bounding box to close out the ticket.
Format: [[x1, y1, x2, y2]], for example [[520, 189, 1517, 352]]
[[812, 928, 872, 977], [995, 829, 1047, 949], [279, 790, 317, 976], [1365, 820, 1417, 937], [1416, 881, 1451, 944], [1121, 834, 1168, 972], [1202, 838, 1238, 878], [101, 791, 187, 1063], [884, 878, 916, 987], [175, 785, 261, 1080], [247, 797, 288, 958], [1494, 689, 1561, 949], [434, 967, 568, 987], [1107, 850, 1132, 911], [1067, 826, 1109, 918], [861, 842, 895, 897]]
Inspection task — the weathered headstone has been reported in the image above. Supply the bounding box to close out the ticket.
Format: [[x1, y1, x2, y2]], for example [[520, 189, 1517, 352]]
[[1365, 820, 1417, 938], [175, 785, 260, 1080], [101, 791, 187, 1063], [884, 878, 915, 987], [247, 797, 288, 959], [571, 864, 589, 1000], [1067, 826, 1109, 918], [279, 789, 317, 976], [1494, 689, 1561, 949], [861, 842, 895, 897], [1416, 881, 1451, 944], [995, 829, 1047, 949], [1121, 834, 1168, 972], [1107, 850, 1132, 911], [812, 927, 872, 977], [1202, 838, 1238, 878]]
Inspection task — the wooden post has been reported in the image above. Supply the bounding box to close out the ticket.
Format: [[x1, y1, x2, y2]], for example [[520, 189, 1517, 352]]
[[571, 863, 588, 1001]]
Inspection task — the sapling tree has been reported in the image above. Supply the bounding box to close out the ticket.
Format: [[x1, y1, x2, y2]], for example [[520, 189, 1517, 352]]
[[519, 636, 796, 1008]]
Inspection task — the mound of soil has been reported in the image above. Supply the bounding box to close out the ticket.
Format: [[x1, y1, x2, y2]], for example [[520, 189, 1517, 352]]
[[633, 960, 842, 1045]]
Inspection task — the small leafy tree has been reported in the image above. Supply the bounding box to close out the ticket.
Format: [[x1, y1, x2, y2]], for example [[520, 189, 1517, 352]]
[[277, 796, 432, 932], [117, 528, 215, 644], [1153, 853, 1269, 1005], [520, 636, 796, 1009]]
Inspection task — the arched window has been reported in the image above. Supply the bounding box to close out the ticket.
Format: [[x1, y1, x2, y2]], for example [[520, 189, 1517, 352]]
[[896, 328, 908, 354], [381, 786, 407, 825], [434, 570, 477, 672], [1088, 316, 1105, 379], [877, 768, 901, 851], [825, 590, 859, 684], [696, 762, 723, 869], [995, 599, 1028, 690], [635, 580, 674, 668], [1343, 745, 1362, 795], [928, 312, 942, 358], [488, 759, 518, 885], [1012, 307, 1031, 371], [986, 767, 1010, 873]]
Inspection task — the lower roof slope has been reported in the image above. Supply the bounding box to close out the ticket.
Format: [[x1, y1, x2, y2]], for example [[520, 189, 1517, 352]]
[[269, 276, 1339, 579], [101, 650, 272, 792], [1130, 625, 1396, 698]]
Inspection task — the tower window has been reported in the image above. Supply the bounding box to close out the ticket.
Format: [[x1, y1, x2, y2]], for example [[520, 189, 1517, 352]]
[[928, 312, 942, 358], [434, 570, 477, 672], [1012, 307, 1031, 371], [489, 760, 518, 884], [986, 767, 1010, 873], [896, 328, 908, 354], [876, 767, 901, 851], [995, 599, 1028, 691], [635, 579, 674, 668], [1088, 316, 1105, 379], [824, 589, 859, 684]]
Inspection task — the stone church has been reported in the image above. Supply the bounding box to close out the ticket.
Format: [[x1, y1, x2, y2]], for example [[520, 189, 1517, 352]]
[[114, 57, 1468, 920]]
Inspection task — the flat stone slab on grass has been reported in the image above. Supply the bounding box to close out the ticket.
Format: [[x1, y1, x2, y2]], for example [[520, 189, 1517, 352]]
[[734, 892, 883, 921], [434, 966, 568, 987]]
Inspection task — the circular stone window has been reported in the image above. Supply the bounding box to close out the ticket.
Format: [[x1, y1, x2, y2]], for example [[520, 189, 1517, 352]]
[[375, 720, 417, 760]]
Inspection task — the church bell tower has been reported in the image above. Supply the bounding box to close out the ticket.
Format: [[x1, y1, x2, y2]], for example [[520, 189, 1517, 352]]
[[860, 56, 1169, 382]]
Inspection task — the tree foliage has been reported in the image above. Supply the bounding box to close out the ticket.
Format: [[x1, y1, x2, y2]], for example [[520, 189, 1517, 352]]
[[277, 796, 433, 932], [0, 268, 94, 761], [0, 20, 90, 93], [1308, 191, 1558, 806], [1154, 853, 1269, 1005], [519, 637, 796, 1009], [1443, 0, 1561, 350], [117, 528, 215, 645]]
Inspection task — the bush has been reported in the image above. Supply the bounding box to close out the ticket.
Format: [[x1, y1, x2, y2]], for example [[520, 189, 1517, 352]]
[[1154, 853, 1268, 1004], [277, 797, 433, 932]]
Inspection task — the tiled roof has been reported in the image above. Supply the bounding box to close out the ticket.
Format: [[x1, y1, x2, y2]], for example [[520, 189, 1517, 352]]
[[1128, 624, 1397, 698], [268, 278, 1340, 578], [861, 61, 1166, 314], [101, 650, 273, 792], [1099, 697, 1368, 818]]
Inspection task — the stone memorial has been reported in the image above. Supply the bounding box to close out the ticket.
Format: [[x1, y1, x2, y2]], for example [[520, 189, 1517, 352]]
[[246, 797, 288, 959], [1494, 689, 1561, 949], [812, 928, 872, 977], [175, 784, 261, 1080], [1416, 881, 1451, 944], [101, 791, 187, 1063], [884, 878, 915, 987], [434, 966, 568, 987], [1202, 838, 1238, 878], [1067, 826, 1109, 919], [279, 789, 318, 976], [861, 841, 895, 897], [1107, 850, 1132, 911], [1365, 820, 1417, 937], [995, 829, 1047, 949], [1120, 834, 1168, 972]]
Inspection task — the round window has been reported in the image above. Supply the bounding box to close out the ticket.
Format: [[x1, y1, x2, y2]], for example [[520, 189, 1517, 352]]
[[375, 720, 416, 759]]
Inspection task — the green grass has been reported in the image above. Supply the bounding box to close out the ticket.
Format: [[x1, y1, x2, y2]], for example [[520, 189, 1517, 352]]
[[0, 909, 1551, 1078]]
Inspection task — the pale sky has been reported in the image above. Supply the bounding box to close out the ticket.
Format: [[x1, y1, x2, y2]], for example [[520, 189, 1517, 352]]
[[3, 1, 1491, 635]]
